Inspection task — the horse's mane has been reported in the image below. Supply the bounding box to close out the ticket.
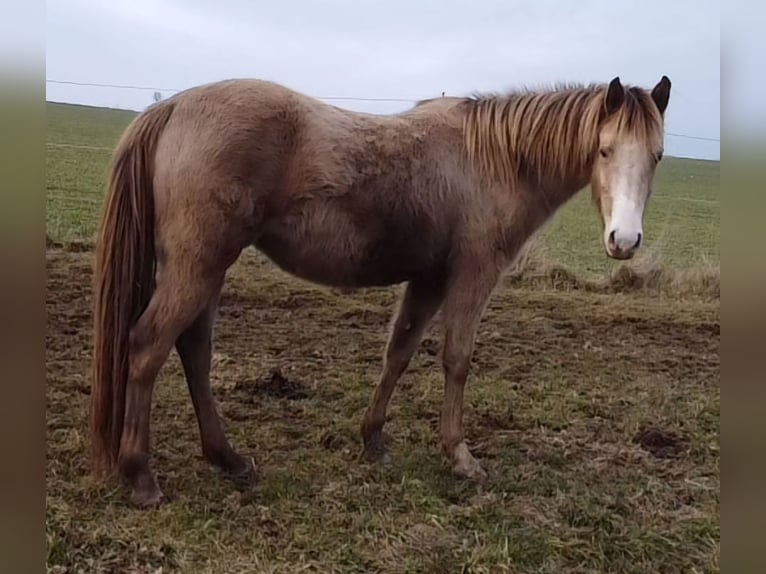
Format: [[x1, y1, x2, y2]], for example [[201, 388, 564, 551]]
[[462, 82, 664, 189]]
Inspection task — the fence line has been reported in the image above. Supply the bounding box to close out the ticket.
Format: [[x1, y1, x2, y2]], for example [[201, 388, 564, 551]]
[[46, 79, 720, 143], [46, 79, 419, 104], [47, 142, 113, 152]]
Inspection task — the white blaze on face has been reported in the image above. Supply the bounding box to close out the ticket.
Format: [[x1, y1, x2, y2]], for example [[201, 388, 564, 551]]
[[606, 194, 644, 252], [604, 142, 650, 256]]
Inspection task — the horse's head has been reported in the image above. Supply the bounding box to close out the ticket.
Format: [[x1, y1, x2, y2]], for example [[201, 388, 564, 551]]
[[591, 76, 671, 260]]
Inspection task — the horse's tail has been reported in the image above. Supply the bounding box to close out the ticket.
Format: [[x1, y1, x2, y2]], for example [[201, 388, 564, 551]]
[[90, 100, 175, 476]]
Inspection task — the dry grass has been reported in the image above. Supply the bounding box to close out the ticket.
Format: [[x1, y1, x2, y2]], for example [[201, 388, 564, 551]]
[[506, 234, 719, 299]]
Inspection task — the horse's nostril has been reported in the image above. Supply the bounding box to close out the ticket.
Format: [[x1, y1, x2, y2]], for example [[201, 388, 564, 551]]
[[608, 230, 616, 246], [634, 233, 642, 249]]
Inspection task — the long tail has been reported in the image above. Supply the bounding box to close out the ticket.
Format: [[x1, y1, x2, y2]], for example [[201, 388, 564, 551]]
[[90, 100, 175, 476]]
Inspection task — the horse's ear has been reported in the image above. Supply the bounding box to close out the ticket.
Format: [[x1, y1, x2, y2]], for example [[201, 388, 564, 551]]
[[605, 77, 624, 116], [651, 75, 671, 115]]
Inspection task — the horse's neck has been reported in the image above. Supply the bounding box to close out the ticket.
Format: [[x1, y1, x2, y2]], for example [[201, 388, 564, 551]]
[[499, 172, 589, 262], [522, 162, 592, 218]]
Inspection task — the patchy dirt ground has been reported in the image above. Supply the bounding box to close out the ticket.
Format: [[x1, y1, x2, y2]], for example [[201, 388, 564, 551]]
[[46, 247, 719, 573]]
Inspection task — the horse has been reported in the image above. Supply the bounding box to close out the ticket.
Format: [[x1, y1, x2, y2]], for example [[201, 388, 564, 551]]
[[90, 75, 671, 507]]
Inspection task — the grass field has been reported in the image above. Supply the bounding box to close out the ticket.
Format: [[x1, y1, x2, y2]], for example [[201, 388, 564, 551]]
[[45, 101, 720, 573]]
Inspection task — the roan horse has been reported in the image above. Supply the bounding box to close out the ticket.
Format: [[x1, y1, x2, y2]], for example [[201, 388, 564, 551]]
[[90, 75, 671, 507]]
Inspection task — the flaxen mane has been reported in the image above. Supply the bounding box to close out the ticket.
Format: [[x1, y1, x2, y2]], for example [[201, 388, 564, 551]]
[[462, 83, 664, 189]]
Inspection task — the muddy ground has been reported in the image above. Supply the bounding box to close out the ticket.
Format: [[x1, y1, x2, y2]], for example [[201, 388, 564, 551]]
[[46, 247, 719, 573]]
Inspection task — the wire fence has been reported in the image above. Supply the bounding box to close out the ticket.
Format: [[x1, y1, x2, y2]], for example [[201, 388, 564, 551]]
[[47, 142, 113, 152], [46, 79, 721, 144]]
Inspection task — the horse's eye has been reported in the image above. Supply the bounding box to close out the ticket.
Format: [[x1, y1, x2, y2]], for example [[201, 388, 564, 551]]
[[599, 147, 610, 159], [656, 151, 664, 163]]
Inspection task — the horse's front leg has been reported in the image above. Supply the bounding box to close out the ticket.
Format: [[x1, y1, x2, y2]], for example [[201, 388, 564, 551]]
[[439, 256, 503, 482], [361, 277, 446, 463]]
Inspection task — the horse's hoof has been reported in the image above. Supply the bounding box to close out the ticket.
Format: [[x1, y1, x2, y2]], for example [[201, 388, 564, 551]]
[[361, 432, 391, 465], [120, 459, 165, 508], [227, 456, 257, 488], [452, 460, 489, 485], [449, 443, 489, 485], [361, 446, 391, 466], [129, 485, 165, 508]]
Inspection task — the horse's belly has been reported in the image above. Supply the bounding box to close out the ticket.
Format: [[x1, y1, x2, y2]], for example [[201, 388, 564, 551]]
[[254, 213, 444, 288]]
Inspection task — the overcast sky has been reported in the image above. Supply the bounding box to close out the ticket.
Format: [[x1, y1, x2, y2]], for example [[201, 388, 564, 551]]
[[46, 0, 720, 160]]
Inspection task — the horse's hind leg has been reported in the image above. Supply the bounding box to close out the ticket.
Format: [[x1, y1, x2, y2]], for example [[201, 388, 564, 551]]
[[119, 236, 239, 507], [119, 277, 218, 506], [176, 291, 255, 483], [361, 277, 445, 462]]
